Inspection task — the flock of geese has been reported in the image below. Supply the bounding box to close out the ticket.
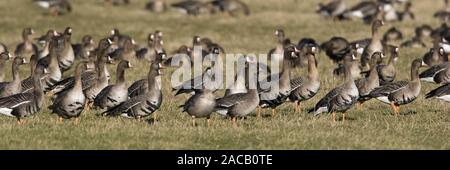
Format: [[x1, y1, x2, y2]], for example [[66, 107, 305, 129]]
[[0, 0, 449, 127]]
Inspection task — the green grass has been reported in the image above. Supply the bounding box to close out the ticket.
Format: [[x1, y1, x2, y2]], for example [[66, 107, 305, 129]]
[[0, 0, 449, 149]]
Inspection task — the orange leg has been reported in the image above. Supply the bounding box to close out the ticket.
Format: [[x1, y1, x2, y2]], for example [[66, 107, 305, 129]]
[[206, 117, 211, 127], [390, 102, 399, 116], [192, 116, 196, 127], [357, 101, 364, 110], [74, 117, 80, 125], [332, 112, 336, 122], [231, 116, 237, 127], [271, 108, 277, 117], [256, 107, 261, 118], [342, 112, 346, 122]]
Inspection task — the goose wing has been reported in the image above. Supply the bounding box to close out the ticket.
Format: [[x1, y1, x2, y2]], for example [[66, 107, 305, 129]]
[[103, 95, 144, 116], [369, 81, 409, 98], [128, 79, 147, 97], [93, 85, 113, 107], [419, 63, 450, 81], [309, 86, 343, 114], [0, 92, 34, 109], [425, 83, 450, 99], [290, 76, 305, 90]]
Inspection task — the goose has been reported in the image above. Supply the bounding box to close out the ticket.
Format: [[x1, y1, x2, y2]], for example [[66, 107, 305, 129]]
[[342, 0, 378, 20], [268, 29, 289, 65], [415, 24, 433, 39], [309, 52, 359, 122], [110, 38, 136, 62], [208, 0, 250, 17], [109, 28, 134, 50], [57, 27, 75, 72], [332, 47, 362, 80], [0, 61, 48, 124], [0, 57, 28, 98], [383, 27, 403, 42], [136, 33, 164, 62], [128, 53, 166, 98], [0, 43, 8, 54], [400, 36, 426, 48], [258, 45, 299, 117], [295, 38, 320, 68], [47, 39, 113, 95], [434, 0, 450, 22], [368, 58, 426, 115], [316, 0, 346, 19], [0, 52, 13, 82], [419, 62, 450, 84], [34, 0, 72, 16], [355, 52, 383, 107], [73, 35, 95, 60], [422, 42, 447, 67], [288, 46, 320, 112], [171, 0, 212, 16], [20, 54, 41, 93], [37, 30, 59, 60], [48, 62, 86, 123], [180, 75, 216, 126], [224, 56, 248, 97], [398, 2, 414, 21], [215, 55, 260, 127], [425, 83, 450, 102], [377, 46, 399, 84], [320, 36, 351, 63], [103, 61, 164, 121], [200, 37, 225, 54], [14, 28, 38, 60], [39, 36, 63, 92], [146, 0, 167, 13], [93, 60, 133, 110], [361, 19, 385, 71], [431, 23, 450, 41]]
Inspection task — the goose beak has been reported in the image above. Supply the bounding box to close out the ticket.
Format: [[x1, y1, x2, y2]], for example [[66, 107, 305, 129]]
[[158, 63, 166, 69], [43, 68, 50, 74], [381, 53, 386, 58], [131, 39, 136, 45], [421, 60, 428, 67], [7, 52, 12, 59], [107, 56, 115, 64], [128, 62, 133, 68], [22, 58, 29, 64], [161, 54, 167, 60]]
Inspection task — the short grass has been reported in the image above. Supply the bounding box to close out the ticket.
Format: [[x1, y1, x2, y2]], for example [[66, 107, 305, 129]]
[[0, 0, 449, 149]]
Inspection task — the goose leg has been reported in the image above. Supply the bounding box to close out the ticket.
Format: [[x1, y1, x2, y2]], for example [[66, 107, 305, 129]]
[[17, 119, 24, 125], [395, 105, 400, 116], [206, 117, 211, 127], [256, 107, 261, 118], [294, 101, 301, 112], [153, 112, 158, 122], [390, 102, 398, 116], [231, 116, 237, 127], [271, 108, 276, 117], [342, 112, 346, 122], [57, 117, 64, 124], [192, 116, 196, 127], [332, 112, 336, 122], [357, 101, 363, 110], [74, 117, 80, 125]]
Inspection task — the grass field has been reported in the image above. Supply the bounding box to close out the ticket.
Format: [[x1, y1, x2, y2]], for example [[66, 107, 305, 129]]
[[0, 0, 449, 149]]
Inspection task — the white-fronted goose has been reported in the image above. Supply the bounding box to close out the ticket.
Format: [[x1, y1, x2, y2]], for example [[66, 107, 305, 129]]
[[295, 38, 320, 68], [321, 36, 351, 63], [415, 24, 433, 39], [355, 52, 383, 106], [181, 84, 216, 126], [39, 36, 63, 92], [94, 60, 133, 110], [309, 52, 359, 122], [14, 28, 38, 60], [48, 62, 86, 123], [431, 23, 450, 41], [0, 52, 13, 82], [146, 0, 167, 13], [109, 28, 133, 50], [368, 58, 425, 115], [342, 1, 378, 20], [171, 0, 212, 16], [259, 45, 299, 117], [383, 27, 403, 42], [128, 53, 166, 98], [57, 27, 75, 72], [377, 46, 399, 84], [268, 29, 289, 65], [425, 83, 450, 102], [419, 62, 450, 84], [34, 0, 72, 16], [224, 56, 248, 97], [398, 2, 414, 21], [288, 46, 320, 112], [37, 30, 59, 60], [136, 33, 164, 62], [0, 61, 48, 124], [209, 0, 250, 17], [0, 57, 28, 98], [422, 42, 447, 67], [361, 19, 385, 71], [434, 0, 450, 22], [215, 55, 259, 126], [316, 0, 346, 19], [73, 35, 95, 60], [103, 62, 163, 121]]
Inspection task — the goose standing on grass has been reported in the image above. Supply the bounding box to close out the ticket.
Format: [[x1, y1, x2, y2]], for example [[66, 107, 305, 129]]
[[0, 62, 48, 124], [288, 46, 320, 112], [14, 28, 38, 60], [21, 54, 41, 93], [316, 0, 346, 19], [48, 62, 86, 123], [268, 29, 289, 64], [0, 57, 28, 98], [355, 52, 383, 107], [110, 39, 136, 62], [128, 53, 166, 98], [422, 42, 447, 67], [361, 20, 385, 71], [108, 28, 133, 50], [37, 30, 59, 60], [94, 60, 133, 110], [215, 56, 260, 127], [73, 35, 95, 60], [40, 36, 63, 92], [57, 27, 75, 72], [136, 33, 164, 62], [383, 27, 403, 42], [258, 45, 299, 117], [419, 62, 450, 84], [377, 46, 399, 84], [320, 36, 351, 63], [0, 52, 13, 82], [368, 59, 426, 116], [425, 83, 450, 102], [309, 52, 359, 122], [103, 61, 163, 121]]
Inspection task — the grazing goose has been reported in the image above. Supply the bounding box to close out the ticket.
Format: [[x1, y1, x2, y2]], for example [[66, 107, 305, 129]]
[[34, 0, 72, 16], [0, 62, 48, 124], [342, 0, 378, 20], [368, 59, 425, 115], [434, 0, 450, 22], [57, 27, 75, 72], [14, 28, 38, 60], [48, 62, 86, 123], [136, 33, 164, 62], [0, 57, 28, 98], [0, 52, 13, 82], [377, 46, 399, 84], [321, 36, 351, 63], [215, 56, 259, 126], [419, 62, 450, 84], [316, 0, 346, 19], [361, 20, 385, 71], [425, 83, 450, 102], [309, 52, 359, 122], [383, 27, 403, 42], [93, 60, 133, 110], [355, 52, 383, 107], [259, 45, 299, 117], [37, 30, 59, 60], [288, 46, 320, 112], [422, 42, 447, 67], [400, 36, 426, 48], [128, 53, 166, 98], [209, 0, 250, 17], [103, 62, 163, 121], [146, 0, 167, 13], [73, 35, 95, 59]]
